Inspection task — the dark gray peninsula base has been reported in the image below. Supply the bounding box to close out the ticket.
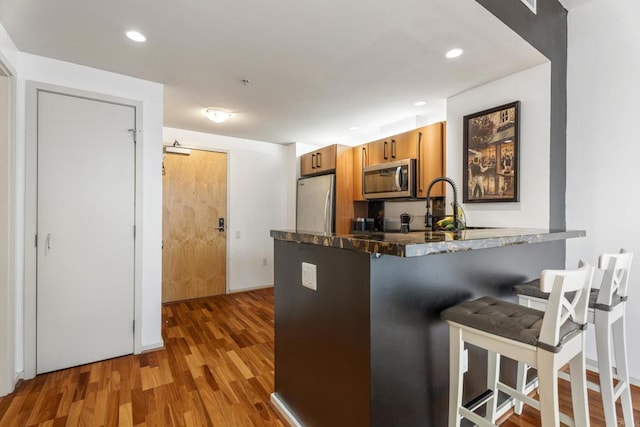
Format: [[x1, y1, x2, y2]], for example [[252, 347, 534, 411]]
[[270, 229, 585, 426]]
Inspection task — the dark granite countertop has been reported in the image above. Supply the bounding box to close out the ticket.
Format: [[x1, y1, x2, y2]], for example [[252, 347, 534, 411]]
[[270, 228, 585, 257]]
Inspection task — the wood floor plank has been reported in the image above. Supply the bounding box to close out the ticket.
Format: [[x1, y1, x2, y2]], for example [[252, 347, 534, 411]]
[[2, 288, 638, 426]]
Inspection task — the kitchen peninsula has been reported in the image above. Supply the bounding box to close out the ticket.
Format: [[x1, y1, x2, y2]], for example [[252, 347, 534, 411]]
[[270, 228, 584, 426]]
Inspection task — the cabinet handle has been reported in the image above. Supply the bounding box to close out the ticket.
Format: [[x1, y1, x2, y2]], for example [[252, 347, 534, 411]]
[[311, 153, 316, 169], [417, 131, 423, 192], [383, 141, 388, 160], [316, 152, 322, 168], [391, 139, 396, 159], [361, 147, 366, 197]]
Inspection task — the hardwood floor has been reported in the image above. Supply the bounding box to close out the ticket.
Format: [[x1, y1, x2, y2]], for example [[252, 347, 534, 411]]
[[0, 288, 638, 426], [0, 289, 284, 426]]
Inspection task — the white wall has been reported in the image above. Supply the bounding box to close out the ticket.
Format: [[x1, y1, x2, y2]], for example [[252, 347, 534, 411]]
[[446, 63, 551, 228], [0, 23, 18, 396], [565, 0, 640, 380], [11, 52, 164, 376], [163, 127, 289, 292]]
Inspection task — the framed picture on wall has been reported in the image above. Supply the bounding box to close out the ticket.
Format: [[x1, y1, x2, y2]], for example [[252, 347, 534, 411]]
[[463, 101, 520, 203]]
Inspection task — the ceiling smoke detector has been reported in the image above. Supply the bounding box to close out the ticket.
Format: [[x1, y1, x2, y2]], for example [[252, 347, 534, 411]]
[[203, 108, 233, 123]]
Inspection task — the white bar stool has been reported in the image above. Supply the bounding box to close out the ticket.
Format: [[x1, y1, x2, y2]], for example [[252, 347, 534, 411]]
[[442, 262, 594, 427], [513, 250, 634, 426]]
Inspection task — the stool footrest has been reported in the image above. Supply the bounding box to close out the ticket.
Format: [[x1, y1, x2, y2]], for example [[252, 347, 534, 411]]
[[463, 389, 494, 412]]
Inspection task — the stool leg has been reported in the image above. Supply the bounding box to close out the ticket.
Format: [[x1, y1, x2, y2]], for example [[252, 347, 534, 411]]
[[449, 326, 464, 427], [514, 362, 528, 415], [595, 310, 617, 427], [612, 315, 634, 426], [537, 350, 560, 427], [486, 351, 500, 422], [569, 351, 590, 427]]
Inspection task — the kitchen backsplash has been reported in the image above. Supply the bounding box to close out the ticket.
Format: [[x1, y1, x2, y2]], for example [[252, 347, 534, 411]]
[[381, 198, 445, 231]]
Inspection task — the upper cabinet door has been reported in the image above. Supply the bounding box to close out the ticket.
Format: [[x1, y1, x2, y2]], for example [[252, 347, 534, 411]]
[[352, 143, 368, 201], [315, 144, 337, 174], [300, 151, 318, 176], [367, 133, 416, 165], [368, 138, 388, 165], [416, 122, 446, 198], [300, 144, 338, 176], [390, 132, 415, 161]]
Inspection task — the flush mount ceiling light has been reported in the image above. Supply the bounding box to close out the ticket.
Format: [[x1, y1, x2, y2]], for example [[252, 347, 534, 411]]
[[203, 108, 233, 123], [414, 101, 427, 106], [349, 126, 359, 131], [126, 30, 147, 42], [445, 48, 464, 59]]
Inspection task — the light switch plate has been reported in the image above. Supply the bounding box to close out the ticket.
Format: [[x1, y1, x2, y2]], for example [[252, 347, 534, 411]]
[[301, 262, 317, 291]]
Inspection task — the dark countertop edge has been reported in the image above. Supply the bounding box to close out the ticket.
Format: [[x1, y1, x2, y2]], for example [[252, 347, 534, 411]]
[[270, 229, 586, 258]]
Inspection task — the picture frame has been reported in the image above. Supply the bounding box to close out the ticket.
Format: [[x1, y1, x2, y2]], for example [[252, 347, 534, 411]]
[[463, 101, 520, 203]]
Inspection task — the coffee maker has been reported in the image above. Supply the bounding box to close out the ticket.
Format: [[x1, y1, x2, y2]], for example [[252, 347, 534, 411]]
[[400, 212, 413, 233]]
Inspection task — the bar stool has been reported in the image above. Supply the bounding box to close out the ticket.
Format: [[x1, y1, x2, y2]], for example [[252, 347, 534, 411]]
[[513, 250, 634, 426], [442, 262, 594, 427]]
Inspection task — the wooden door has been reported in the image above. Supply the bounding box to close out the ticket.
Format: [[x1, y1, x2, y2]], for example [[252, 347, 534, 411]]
[[162, 149, 227, 302], [37, 91, 135, 374]]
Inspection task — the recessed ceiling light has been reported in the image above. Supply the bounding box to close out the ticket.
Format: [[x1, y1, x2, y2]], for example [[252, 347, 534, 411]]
[[126, 31, 147, 42], [414, 101, 427, 107], [349, 126, 359, 131], [203, 108, 233, 123], [445, 48, 464, 59]]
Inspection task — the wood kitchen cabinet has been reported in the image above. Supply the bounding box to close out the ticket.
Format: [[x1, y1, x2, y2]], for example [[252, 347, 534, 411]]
[[415, 121, 446, 198], [368, 133, 411, 165], [352, 143, 368, 201], [299, 144, 356, 234], [351, 121, 446, 200], [300, 144, 337, 176]]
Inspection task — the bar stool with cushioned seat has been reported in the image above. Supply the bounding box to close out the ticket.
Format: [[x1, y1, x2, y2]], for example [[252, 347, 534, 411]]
[[513, 250, 634, 427], [442, 262, 594, 427]]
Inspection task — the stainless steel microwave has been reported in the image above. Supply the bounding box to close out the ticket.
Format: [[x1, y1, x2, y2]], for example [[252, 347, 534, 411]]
[[363, 158, 416, 199]]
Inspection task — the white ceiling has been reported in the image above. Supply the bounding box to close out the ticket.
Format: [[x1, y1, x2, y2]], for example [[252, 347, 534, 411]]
[[0, 0, 548, 146]]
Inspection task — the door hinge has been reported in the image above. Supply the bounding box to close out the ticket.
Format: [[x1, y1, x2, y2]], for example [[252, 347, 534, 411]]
[[35, 234, 37, 247], [133, 319, 135, 333], [133, 225, 136, 238], [128, 128, 137, 143]]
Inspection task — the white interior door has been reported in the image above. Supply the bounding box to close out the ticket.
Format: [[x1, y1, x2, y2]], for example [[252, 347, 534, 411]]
[[36, 91, 135, 374]]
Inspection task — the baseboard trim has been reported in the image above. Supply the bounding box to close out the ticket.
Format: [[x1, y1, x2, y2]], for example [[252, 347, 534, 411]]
[[228, 284, 274, 294], [140, 341, 164, 354], [270, 393, 302, 427]]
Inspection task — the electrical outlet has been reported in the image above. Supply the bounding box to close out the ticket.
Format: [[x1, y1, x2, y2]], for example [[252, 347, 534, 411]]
[[235, 231, 241, 239], [262, 258, 267, 266], [301, 262, 317, 290], [462, 348, 468, 374]]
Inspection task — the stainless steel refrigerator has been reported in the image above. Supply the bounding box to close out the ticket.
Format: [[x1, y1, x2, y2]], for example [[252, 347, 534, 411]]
[[296, 174, 335, 233]]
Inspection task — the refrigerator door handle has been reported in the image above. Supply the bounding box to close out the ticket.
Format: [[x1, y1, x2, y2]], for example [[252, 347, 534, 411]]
[[324, 189, 331, 234]]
